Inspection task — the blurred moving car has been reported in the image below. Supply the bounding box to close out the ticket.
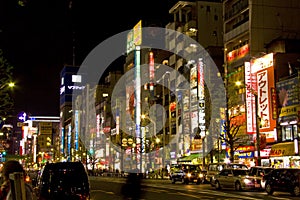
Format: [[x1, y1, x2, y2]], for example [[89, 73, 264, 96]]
[[169, 169, 185, 184], [34, 161, 90, 200], [264, 168, 300, 197], [211, 168, 252, 191], [248, 166, 273, 190], [169, 164, 205, 184], [206, 162, 248, 185]]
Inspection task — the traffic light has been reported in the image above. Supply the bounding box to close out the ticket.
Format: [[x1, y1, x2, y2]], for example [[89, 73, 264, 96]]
[[2, 151, 6, 156]]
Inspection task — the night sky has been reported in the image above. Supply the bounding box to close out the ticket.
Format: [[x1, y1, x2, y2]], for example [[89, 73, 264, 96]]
[[0, 0, 179, 117]]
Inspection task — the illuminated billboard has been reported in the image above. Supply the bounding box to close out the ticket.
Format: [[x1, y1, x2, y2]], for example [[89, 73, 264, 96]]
[[248, 53, 276, 133]]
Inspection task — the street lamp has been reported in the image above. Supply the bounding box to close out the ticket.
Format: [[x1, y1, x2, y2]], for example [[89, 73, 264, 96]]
[[244, 84, 261, 166], [156, 72, 170, 168]]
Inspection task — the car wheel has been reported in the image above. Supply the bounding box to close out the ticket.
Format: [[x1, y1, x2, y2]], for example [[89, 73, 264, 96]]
[[292, 185, 300, 196], [235, 181, 242, 191], [215, 181, 221, 190], [265, 183, 273, 195], [171, 178, 175, 184]]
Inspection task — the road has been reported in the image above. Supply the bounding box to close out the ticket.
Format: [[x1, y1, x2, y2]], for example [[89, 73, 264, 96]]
[[89, 176, 299, 200]]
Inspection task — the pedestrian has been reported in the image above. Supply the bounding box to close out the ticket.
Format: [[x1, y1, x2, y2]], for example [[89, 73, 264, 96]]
[[0, 160, 34, 200], [121, 172, 143, 200]]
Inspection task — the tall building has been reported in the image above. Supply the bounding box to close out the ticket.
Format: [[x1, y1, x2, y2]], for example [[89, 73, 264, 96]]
[[59, 65, 85, 161], [223, 0, 300, 166], [166, 0, 224, 165]]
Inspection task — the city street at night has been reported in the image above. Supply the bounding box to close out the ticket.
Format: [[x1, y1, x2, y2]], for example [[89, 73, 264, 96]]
[[89, 176, 299, 200], [1, 0, 300, 199]]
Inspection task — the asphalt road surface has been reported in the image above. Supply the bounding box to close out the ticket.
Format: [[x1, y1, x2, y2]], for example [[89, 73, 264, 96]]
[[89, 176, 299, 200]]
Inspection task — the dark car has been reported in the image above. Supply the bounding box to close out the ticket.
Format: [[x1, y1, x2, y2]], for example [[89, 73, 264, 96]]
[[169, 164, 205, 184], [34, 161, 90, 200], [248, 166, 273, 190], [264, 168, 300, 196]]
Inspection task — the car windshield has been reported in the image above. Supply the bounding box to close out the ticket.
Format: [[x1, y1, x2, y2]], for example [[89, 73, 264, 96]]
[[183, 165, 201, 172]]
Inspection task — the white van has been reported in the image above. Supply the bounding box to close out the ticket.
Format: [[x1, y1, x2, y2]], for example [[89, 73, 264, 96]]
[[205, 162, 248, 185]]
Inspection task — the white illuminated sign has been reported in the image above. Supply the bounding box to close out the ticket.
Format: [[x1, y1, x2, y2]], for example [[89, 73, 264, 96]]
[[257, 70, 270, 128], [72, 75, 82, 83], [245, 62, 257, 134]]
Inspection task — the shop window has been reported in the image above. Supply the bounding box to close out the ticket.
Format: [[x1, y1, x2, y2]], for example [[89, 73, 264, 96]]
[[282, 126, 293, 141]]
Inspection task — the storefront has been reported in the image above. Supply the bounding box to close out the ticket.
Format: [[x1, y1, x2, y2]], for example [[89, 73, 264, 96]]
[[269, 141, 300, 168], [177, 153, 202, 165]]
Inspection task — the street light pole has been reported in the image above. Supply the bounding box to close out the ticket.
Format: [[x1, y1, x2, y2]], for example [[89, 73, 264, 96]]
[[157, 71, 170, 169], [255, 94, 261, 166]]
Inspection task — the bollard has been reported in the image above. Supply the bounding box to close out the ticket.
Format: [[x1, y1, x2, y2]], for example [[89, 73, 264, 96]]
[[9, 172, 26, 200]]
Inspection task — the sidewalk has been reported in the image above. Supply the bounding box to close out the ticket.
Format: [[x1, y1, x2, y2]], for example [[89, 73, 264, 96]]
[[89, 174, 171, 183]]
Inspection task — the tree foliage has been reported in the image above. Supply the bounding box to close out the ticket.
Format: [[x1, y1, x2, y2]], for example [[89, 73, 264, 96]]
[[0, 49, 14, 117]]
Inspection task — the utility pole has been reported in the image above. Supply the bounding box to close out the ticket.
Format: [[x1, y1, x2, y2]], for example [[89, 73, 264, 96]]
[[255, 94, 261, 166]]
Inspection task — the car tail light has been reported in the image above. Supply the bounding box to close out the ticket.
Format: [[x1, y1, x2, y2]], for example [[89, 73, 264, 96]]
[[76, 194, 90, 200]]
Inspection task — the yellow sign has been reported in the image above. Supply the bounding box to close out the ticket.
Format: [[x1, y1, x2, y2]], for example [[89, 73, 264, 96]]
[[39, 122, 52, 135], [133, 20, 142, 45], [270, 142, 297, 157], [279, 105, 299, 117]]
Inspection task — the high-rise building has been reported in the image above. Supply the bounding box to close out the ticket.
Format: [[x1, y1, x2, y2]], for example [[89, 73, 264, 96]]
[[223, 0, 300, 166], [166, 0, 224, 165]]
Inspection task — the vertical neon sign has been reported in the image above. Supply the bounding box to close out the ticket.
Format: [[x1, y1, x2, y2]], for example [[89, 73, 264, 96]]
[[75, 110, 79, 150], [198, 58, 205, 136], [149, 52, 155, 91]]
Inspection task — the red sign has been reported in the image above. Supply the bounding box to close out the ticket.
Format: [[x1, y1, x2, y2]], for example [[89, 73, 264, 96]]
[[103, 126, 111, 134], [226, 44, 249, 63], [236, 146, 255, 153], [271, 87, 277, 119]]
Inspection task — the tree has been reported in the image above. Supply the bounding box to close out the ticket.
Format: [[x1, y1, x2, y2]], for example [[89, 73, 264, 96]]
[[220, 115, 243, 163], [0, 49, 14, 117]]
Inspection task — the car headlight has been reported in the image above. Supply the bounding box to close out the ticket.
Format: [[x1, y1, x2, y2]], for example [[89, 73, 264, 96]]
[[243, 178, 252, 184], [199, 173, 203, 178], [187, 173, 192, 177]]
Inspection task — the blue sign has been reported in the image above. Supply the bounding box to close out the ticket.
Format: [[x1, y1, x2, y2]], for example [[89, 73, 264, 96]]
[[18, 112, 28, 122]]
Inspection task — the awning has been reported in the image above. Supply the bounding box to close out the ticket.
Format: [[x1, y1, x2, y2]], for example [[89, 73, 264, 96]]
[[269, 142, 299, 157], [278, 115, 298, 125], [177, 153, 201, 163]]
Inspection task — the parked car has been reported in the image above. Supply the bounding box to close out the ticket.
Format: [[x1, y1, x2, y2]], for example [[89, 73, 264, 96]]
[[211, 168, 252, 191], [34, 161, 90, 200], [206, 162, 248, 185], [248, 166, 273, 190], [264, 168, 300, 197], [169, 164, 205, 184]]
